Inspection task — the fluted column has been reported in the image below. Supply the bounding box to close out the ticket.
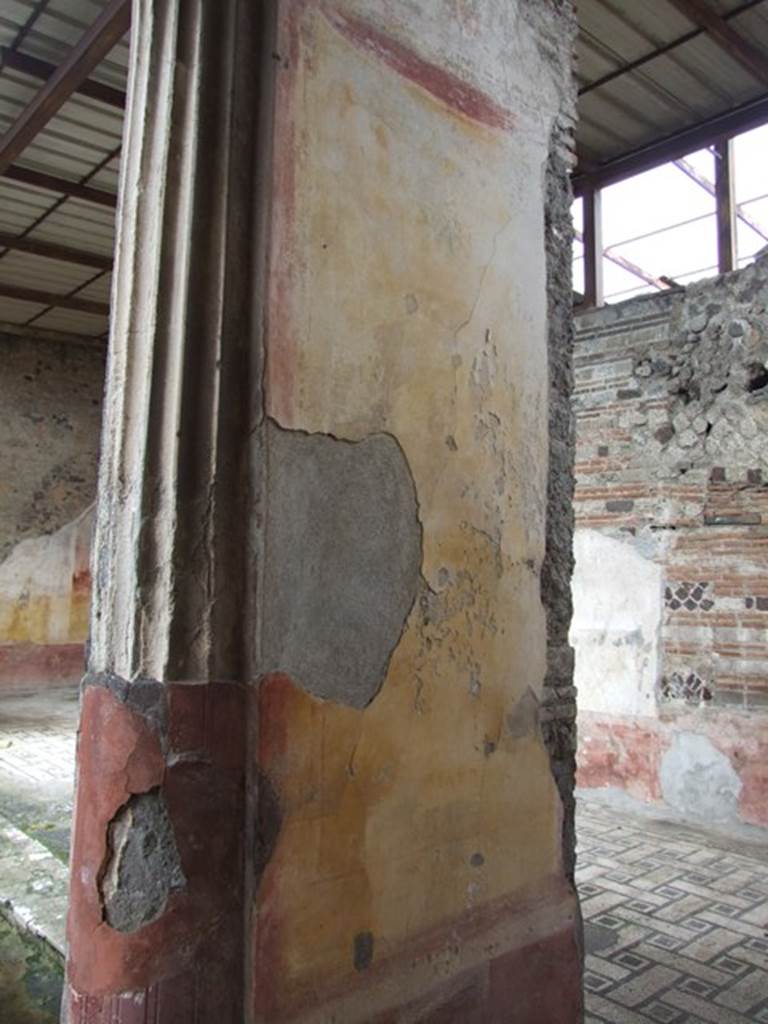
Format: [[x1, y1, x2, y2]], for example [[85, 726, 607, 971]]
[[64, 2, 267, 1019]]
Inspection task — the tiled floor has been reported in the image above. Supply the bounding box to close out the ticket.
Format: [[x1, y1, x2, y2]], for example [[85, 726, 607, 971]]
[[579, 803, 768, 1024], [0, 691, 767, 1022], [0, 689, 78, 862]]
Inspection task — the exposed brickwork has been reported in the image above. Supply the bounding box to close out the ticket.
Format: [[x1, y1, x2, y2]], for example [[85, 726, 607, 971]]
[[574, 257, 768, 713]]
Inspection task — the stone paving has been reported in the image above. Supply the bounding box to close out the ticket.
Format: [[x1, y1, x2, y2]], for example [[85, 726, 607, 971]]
[[0, 691, 767, 1022], [0, 690, 77, 864]]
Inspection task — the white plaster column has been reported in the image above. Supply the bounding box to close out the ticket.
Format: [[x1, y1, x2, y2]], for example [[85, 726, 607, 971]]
[[64, 3, 270, 1020]]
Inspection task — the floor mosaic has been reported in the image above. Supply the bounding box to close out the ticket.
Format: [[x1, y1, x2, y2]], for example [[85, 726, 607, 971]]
[[579, 801, 768, 1024]]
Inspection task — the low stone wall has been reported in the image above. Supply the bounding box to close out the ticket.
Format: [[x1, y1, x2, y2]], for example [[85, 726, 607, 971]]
[[0, 333, 103, 691], [572, 257, 768, 829]]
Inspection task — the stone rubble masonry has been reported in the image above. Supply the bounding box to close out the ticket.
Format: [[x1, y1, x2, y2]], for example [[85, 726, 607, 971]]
[[572, 254, 768, 829], [541, 101, 580, 887]]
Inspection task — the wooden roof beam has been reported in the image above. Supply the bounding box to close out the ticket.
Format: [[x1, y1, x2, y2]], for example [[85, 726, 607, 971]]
[[667, 0, 768, 87], [0, 46, 126, 110], [0, 230, 112, 269], [0, 0, 130, 175]]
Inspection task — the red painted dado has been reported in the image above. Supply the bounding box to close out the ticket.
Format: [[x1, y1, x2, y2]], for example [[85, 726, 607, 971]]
[[579, 710, 768, 829], [577, 713, 666, 803], [64, 679, 247, 1024], [253, 891, 582, 1023], [379, 924, 583, 1024], [700, 715, 768, 828], [0, 642, 84, 692]]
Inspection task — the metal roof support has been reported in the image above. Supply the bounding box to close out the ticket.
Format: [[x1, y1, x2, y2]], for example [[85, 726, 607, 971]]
[[0, 283, 109, 316], [0, 0, 130, 175], [582, 186, 604, 308], [715, 137, 737, 273], [2, 165, 117, 207], [573, 92, 768, 195], [0, 47, 126, 110], [674, 155, 768, 241], [579, 0, 766, 98], [0, 230, 112, 270], [667, 0, 768, 88]]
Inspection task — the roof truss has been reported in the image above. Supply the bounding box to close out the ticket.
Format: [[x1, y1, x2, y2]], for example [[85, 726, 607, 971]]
[[0, 0, 130, 175]]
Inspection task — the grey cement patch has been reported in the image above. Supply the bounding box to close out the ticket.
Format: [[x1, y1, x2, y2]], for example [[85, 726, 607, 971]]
[[660, 732, 742, 824], [583, 921, 618, 954], [505, 686, 540, 739], [262, 421, 422, 709], [99, 789, 185, 933]]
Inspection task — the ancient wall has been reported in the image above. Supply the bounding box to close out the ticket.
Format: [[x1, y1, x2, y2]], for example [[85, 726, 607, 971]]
[[572, 256, 768, 829], [0, 332, 103, 690]]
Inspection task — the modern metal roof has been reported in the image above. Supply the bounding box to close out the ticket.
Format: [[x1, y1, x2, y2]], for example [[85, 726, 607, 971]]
[[0, 0, 126, 342], [575, 0, 768, 193], [0, 0, 766, 342]]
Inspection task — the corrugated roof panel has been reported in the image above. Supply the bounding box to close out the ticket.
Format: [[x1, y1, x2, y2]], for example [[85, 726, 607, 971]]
[[87, 160, 121, 193], [624, 48, 739, 114], [41, 198, 115, 240], [50, 94, 125, 140], [0, 0, 119, 321], [578, 91, 662, 162], [671, 34, 768, 99], [20, 0, 129, 91], [0, 250, 97, 293], [0, 178, 58, 216], [0, 296, 48, 323], [32, 119, 123, 161], [76, 272, 111, 303], [32, 307, 108, 336], [0, 76, 38, 130], [28, 222, 114, 260], [29, 220, 114, 257], [18, 98, 124, 182], [577, 0, 696, 86], [576, 116, 627, 165], [0, 1, 38, 48], [711, 0, 753, 14], [575, 0, 768, 177]]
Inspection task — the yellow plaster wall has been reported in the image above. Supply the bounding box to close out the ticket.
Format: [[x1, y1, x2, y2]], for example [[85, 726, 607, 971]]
[[255, 1, 575, 1014], [0, 508, 93, 646]]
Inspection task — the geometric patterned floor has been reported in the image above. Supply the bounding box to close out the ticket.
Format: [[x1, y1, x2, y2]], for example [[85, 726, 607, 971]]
[[578, 802, 768, 1024]]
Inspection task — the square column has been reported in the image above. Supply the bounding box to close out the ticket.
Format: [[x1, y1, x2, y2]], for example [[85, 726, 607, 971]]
[[64, 2, 582, 1022]]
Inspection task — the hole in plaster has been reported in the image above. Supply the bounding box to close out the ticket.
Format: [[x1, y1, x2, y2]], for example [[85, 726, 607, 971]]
[[98, 788, 185, 933], [745, 362, 768, 393]]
